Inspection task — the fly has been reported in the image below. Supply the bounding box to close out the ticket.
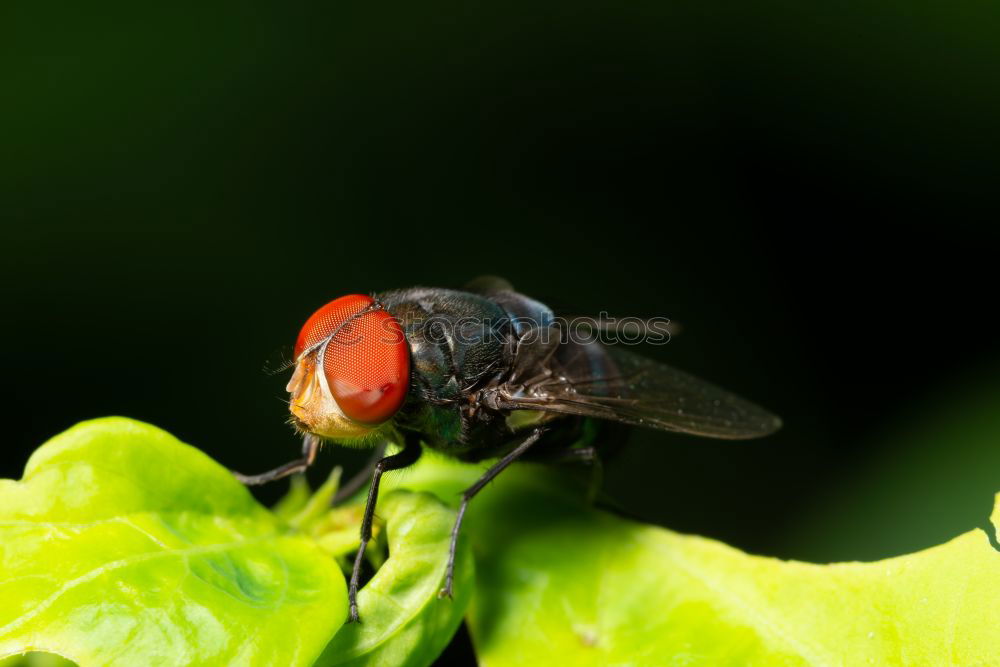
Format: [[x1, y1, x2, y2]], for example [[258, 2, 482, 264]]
[[233, 276, 781, 622]]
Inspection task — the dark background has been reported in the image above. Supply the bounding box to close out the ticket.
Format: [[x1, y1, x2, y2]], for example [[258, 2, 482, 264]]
[[3, 0, 1000, 601]]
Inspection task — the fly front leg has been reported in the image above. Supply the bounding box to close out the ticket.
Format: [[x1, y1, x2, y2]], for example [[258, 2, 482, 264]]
[[232, 433, 320, 485], [348, 434, 422, 623], [439, 428, 545, 599]]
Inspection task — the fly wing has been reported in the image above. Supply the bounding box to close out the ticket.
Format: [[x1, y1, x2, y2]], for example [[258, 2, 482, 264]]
[[496, 336, 782, 440]]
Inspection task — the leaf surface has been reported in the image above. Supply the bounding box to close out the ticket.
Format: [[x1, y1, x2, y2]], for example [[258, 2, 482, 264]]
[[396, 451, 1000, 666], [0, 418, 347, 666], [316, 490, 473, 667]]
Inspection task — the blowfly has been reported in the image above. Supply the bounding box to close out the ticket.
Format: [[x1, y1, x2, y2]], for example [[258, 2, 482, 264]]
[[234, 276, 781, 622]]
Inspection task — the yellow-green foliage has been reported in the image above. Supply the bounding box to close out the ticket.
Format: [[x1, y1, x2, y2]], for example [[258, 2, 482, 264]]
[[2, 418, 999, 666]]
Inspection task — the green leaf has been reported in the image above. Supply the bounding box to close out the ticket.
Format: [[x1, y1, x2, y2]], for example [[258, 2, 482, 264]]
[[11, 415, 1000, 665], [0, 652, 77, 667], [390, 451, 1000, 665], [272, 474, 316, 522], [0, 417, 347, 666], [284, 468, 344, 531], [315, 490, 474, 667]]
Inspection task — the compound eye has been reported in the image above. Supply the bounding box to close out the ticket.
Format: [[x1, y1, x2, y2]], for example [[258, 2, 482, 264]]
[[295, 295, 410, 424]]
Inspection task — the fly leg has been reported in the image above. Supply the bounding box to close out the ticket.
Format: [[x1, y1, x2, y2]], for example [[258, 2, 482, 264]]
[[332, 442, 387, 506], [348, 434, 422, 623], [439, 428, 545, 599], [232, 433, 320, 485]]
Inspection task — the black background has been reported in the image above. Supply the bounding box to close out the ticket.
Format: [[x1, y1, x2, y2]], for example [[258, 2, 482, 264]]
[[3, 1, 999, 645]]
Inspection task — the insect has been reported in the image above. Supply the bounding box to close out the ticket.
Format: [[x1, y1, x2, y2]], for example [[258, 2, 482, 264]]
[[234, 277, 781, 622]]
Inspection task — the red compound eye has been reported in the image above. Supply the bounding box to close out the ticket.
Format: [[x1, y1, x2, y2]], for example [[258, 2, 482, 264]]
[[295, 295, 410, 424]]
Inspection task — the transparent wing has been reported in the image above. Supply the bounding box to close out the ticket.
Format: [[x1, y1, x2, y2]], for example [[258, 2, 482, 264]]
[[496, 337, 782, 440]]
